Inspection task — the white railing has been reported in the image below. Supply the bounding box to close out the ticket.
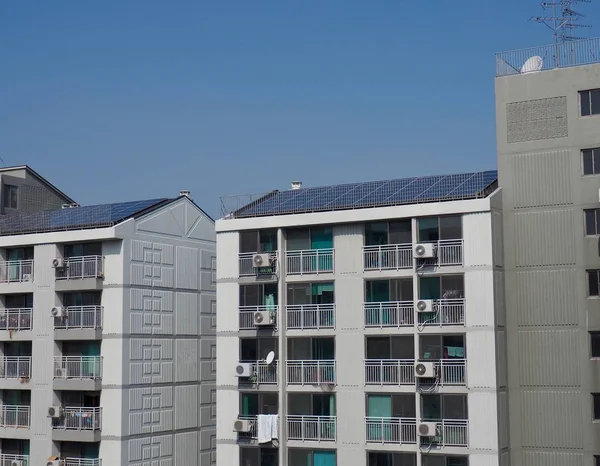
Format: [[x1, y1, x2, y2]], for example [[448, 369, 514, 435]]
[[0, 308, 32, 331], [286, 249, 334, 275], [287, 360, 336, 385], [0, 260, 33, 283], [53, 407, 102, 431], [53, 356, 103, 380], [0, 356, 31, 379], [364, 301, 414, 328], [437, 359, 466, 385], [417, 299, 465, 326], [0, 405, 30, 427], [286, 304, 335, 330], [238, 305, 278, 330], [419, 419, 469, 447], [437, 239, 463, 266], [54, 305, 103, 330], [241, 361, 278, 384], [364, 359, 415, 386], [56, 256, 104, 280], [287, 415, 336, 441], [0, 454, 29, 466], [63, 458, 102, 466], [363, 244, 412, 270], [236, 415, 257, 438], [239, 252, 278, 276], [365, 417, 417, 444]]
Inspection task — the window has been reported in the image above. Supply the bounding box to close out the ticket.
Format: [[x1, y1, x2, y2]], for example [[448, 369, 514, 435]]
[[241, 448, 278, 466], [580, 89, 600, 116], [593, 393, 600, 420], [585, 209, 600, 235], [365, 220, 412, 246], [368, 452, 416, 466], [418, 216, 462, 242], [595, 455, 600, 466], [588, 270, 600, 297], [240, 229, 277, 253], [290, 450, 336, 466], [591, 332, 600, 358], [421, 394, 468, 420], [3, 185, 18, 209], [422, 456, 468, 466], [64, 242, 102, 257], [582, 148, 600, 175], [287, 227, 333, 250]]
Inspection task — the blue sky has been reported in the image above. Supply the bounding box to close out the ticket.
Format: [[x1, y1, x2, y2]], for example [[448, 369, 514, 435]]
[[2, 1, 600, 218]]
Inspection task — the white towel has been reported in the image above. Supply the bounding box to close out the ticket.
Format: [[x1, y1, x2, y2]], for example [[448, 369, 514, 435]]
[[257, 414, 278, 444], [271, 414, 279, 440]]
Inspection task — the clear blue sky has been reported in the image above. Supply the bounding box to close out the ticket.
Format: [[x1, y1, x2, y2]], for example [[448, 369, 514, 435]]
[[3, 1, 600, 218]]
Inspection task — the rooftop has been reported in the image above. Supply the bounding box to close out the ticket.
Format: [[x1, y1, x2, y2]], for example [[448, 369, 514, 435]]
[[220, 170, 498, 219]]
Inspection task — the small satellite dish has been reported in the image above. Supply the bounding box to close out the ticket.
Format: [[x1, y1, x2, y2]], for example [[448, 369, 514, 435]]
[[521, 56, 543, 74], [265, 351, 275, 365]]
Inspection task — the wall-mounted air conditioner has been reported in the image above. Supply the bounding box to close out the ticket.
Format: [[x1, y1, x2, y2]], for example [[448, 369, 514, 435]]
[[254, 311, 274, 326], [413, 243, 436, 259], [50, 307, 66, 318], [414, 362, 436, 378], [418, 422, 437, 436], [235, 362, 253, 378], [233, 419, 253, 432], [252, 253, 273, 268], [415, 300, 434, 313]]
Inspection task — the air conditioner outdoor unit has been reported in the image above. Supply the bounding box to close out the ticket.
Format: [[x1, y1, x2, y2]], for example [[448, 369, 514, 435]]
[[414, 362, 436, 378], [418, 422, 438, 437], [50, 307, 66, 318], [233, 419, 253, 432], [46, 461, 61, 466], [55, 367, 65, 378], [413, 243, 436, 259], [254, 311, 274, 326], [235, 362, 253, 378], [11, 461, 24, 466], [252, 253, 273, 268], [415, 300, 434, 313], [52, 258, 66, 268], [48, 406, 63, 418], [22, 274, 32, 282]]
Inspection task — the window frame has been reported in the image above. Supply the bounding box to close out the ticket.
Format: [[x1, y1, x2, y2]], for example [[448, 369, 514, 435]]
[[585, 208, 600, 235], [582, 148, 600, 175], [588, 270, 600, 297], [580, 88, 600, 117], [3, 184, 18, 210], [593, 393, 600, 420], [591, 332, 600, 358]]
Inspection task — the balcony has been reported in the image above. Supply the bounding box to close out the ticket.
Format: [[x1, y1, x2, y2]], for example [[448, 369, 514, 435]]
[[0, 356, 31, 388], [236, 415, 257, 439], [239, 361, 278, 385], [0, 308, 32, 332], [239, 305, 278, 330], [0, 405, 30, 431], [239, 252, 278, 277], [61, 459, 101, 466], [286, 304, 335, 330], [417, 299, 465, 327], [54, 306, 103, 340], [364, 301, 414, 328], [287, 360, 336, 386], [0, 261, 33, 284], [55, 256, 104, 289], [364, 359, 415, 386], [286, 249, 334, 275], [363, 244, 412, 271], [52, 407, 102, 442], [53, 356, 103, 390], [416, 240, 463, 266], [365, 417, 417, 444], [419, 419, 469, 447], [435, 359, 466, 386], [0, 454, 29, 466], [287, 415, 336, 442]]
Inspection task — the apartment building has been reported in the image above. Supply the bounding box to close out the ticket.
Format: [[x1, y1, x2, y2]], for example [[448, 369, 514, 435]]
[[0, 171, 216, 466], [495, 38, 600, 466], [216, 171, 508, 466]]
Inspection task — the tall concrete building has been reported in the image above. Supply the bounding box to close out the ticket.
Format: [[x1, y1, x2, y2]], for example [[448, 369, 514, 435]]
[[216, 171, 508, 466], [495, 38, 600, 466]]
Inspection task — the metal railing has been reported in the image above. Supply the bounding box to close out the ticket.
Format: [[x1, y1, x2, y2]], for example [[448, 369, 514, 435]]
[[53, 407, 102, 431], [417, 299, 465, 326], [0, 308, 32, 331], [286, 249, 334, 275], [364, 359, 415, 386], [56, 256, 104, 280], [437, 359, 466, 385], [240, 360, 278, 384], [236, 415, 257, 439], [287, 415, 336, 441], [495, 38, 600, 77], [363, 244, 412, 270], [419, 419, 469, 447], [0, 454, 29, 466], [54, 306, 103, 330], [0, 356, 31, 379], [364, 301, 414, 328], [238, 305, 278, 330], [62, 459, 102, 466], [0, 260, 33, 283], [437, 239, 463, 265], [365, 417, 417, 444], [53, 356, 103, 380], [286, 304, 335, 330], [0, 405, 30, 428], [287, 360, 336, 385], [239, 252, 277, 276]]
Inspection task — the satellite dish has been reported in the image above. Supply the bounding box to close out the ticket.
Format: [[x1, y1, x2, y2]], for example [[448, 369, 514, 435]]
[[265, 351, 275, 365], [521, 56, 543, 74]]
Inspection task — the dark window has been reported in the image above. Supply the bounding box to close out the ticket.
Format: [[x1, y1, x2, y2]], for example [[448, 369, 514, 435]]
[[588, 270, 600, 297], [582, 148, 600, 175], [365, 220, 412, 246], [64, 242, 102, 257], [241, 447, 278, 466], [585, 209, 600, 235], [422, 455, 468, 466], [591, 332, 600, 358], [418, 216, 462, 242], [368, 452, 416, 466], [595, 455, 600, 466], [3, 185, 18, 209], [290, 450, 336, 466], [240, 230, 277, 253], [580, 89, 600, 116], [593, 394, 600, 420]]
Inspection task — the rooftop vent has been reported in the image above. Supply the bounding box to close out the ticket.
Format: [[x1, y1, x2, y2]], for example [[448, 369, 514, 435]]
[[179, 190, 191, 198], [61, 203, 80, 209], [291, 181, 302, 190]]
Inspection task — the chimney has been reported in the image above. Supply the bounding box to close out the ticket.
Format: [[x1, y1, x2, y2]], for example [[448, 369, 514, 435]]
[[291, 181, 302, 190]]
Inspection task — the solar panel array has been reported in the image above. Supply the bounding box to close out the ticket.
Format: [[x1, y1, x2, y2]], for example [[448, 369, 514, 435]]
[[0, 198, 168, 236], [232, 170, 498, 218]]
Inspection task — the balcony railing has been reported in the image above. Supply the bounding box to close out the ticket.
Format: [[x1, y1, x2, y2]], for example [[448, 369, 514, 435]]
[[0, 454, 29, 466], [287, 304, 335, 330], [0, 405, 30, 428], [286, 249, 334, 275], [287, 360, 336, 385], [363, 244, 412, 270], [437, 359, 466, 385], [56, 256, 104, 280], [236, 415, 257, 439], [417, 299, 465, 326], [53, 356, 103, 380], [365, 417, 417, 444], [0, 308, 32, 331], [364, 359, 415, 386], [419, 419, 469, 447], [0, 260, 33, 283], [239, 252, 278, 277], [437, 239, 463, 266], [287, 415, 336, 442], [240, 360, 278, 384], [62, 458, 102, 466], [0, 356, 31, 379], [54, 306, 103, 330], [239, 305, 278, 330], [53, 407, 102, 431], [364, 301, 414, 328]]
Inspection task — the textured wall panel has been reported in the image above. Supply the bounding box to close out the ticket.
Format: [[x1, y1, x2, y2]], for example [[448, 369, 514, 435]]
[[333, 223, 364, 274], [499, 390, 509, 449], [492, 210, 504, 267], [514, 210, 576, 267], [466, 331, 497, 388], [465, 270, 495, 327], [463, 212, 493, 267], [129, 338, 174, 385], [518, 330, 581, 387], [175, 292, 199, 336], [130, 289, 174, 335], [513, 149, 573, 208], [131, 240, 175, 288], [522, 451, 584, 466], [494, 271, 505, 327], [128, 434, 174, 464], [128, 386, 174, 435], [175, 431, 199, 466], [175, 385, 199, 429], [506, 96, 568, 143], [175, 339, 199, 382], [468, 392, 499, 450], [216, 232, 239, 279], [176, 246, 199, 290], [496, 330, 507, 388], [515, 269, 578, 327]]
